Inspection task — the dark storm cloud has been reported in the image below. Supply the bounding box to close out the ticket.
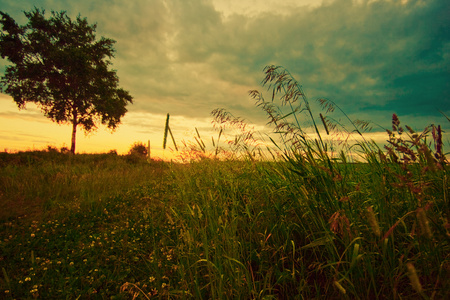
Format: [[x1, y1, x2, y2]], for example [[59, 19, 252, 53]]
[[144, 0, 448, 131], [229, 0, 450, 127]]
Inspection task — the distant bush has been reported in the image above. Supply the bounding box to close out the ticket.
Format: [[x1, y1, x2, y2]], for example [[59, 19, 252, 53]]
[[126, 142, 148, 163], [108, 149, 118, 155], [128, 142, 148, 157], [46, 145, 59, 153]]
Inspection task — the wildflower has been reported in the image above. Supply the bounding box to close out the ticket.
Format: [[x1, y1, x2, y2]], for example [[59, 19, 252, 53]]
[[149, 276, 155, 283], [25, 277, 31, 282], [149, 288, 158, 296], [31, 233, 35, 238]]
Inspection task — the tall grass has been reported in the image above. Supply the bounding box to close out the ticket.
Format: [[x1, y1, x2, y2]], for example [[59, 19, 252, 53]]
[[246, 65, 449, 298], [183, 65, 449, 298]]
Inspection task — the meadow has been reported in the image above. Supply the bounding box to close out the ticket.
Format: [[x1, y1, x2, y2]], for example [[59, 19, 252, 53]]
[[1, 66, 449, 299]]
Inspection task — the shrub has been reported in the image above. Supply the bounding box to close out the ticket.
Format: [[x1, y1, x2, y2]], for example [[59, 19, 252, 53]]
[[128, 142, 148, 158]]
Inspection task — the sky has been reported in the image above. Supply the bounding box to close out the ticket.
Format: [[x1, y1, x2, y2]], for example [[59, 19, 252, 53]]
[[0, 0, 449, 158]]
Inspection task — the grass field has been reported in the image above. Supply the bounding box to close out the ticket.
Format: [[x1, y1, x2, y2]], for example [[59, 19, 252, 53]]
[[1, 66, 449, 299], [0, 143, 448, 299]]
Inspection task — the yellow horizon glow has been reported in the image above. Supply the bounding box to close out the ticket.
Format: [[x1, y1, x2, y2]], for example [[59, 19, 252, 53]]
[[0, 94, 182, 158], [2, 91, 446, 162]]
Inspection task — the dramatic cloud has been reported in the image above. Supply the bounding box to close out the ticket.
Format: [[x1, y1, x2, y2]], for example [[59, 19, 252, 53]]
[[0, 0, 449, 154]]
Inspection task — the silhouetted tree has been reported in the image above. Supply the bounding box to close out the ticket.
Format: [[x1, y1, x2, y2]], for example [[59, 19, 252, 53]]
[[0, 8, 133, 153]]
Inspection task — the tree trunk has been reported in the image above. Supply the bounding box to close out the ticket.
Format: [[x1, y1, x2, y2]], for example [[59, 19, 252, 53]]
[[70, 110, 78, 154]]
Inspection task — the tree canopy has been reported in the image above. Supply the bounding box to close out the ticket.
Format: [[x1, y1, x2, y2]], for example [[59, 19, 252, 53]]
[[0, 8, 133, 153]]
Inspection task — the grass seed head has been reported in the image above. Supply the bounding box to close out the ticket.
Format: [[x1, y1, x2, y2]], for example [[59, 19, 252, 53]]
[[416, 208, 432, 239], [333, 281, 346, 294], [366, 206, 381, 237], [406, 263, 423, 293]]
